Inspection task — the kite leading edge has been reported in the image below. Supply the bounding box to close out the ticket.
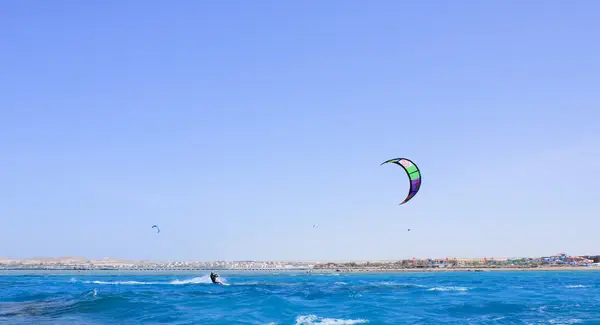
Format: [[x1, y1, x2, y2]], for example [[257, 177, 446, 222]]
[[381, 157, 422, 205]]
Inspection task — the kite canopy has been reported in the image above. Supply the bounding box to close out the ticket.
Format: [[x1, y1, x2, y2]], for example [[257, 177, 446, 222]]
[[152, 225, 160, 233], [381, 157, 422, 205]]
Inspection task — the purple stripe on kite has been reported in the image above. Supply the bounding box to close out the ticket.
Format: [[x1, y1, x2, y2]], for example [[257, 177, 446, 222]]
[[411, 179, 421, 189]]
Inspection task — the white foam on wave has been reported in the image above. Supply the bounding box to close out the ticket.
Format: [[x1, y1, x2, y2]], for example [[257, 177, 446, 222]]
[[565, 285, 590, 289], [372, 281, 427, 288], [240, 281, 261, 285], [428, 286, 469, 292], [170, 276, 214, 285], [88, 280, 161, 285], [295, 315, 368, 325], [72, 275, 224, 286], [548, 318, 583, 324]]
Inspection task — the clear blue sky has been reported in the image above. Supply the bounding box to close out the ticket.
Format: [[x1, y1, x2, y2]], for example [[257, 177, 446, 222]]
[[1, 1, 599, 261]]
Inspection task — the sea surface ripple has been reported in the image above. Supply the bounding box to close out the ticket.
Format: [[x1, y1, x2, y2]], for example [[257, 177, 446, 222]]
[[1, 270, 599, 324]]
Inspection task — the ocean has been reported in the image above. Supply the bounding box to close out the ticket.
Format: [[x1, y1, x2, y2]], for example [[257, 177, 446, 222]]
[[1, 270, 599, 324]]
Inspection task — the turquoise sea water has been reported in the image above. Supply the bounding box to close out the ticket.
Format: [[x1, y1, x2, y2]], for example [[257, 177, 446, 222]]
[[1, 270, 599, 324]]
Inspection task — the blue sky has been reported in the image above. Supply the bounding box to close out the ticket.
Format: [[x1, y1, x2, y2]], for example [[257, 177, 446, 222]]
[[1, 1, 599, 261]]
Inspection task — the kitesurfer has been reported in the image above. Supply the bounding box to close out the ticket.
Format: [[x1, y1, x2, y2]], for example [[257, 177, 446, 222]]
[[210, 272, 222, 284]]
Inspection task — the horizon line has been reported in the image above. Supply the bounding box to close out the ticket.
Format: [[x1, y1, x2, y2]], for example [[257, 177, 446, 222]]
[[1, 253, 596, 263]]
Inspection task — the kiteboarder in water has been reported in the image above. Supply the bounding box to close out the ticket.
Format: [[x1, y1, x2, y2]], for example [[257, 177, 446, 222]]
[[210, 272, 222, 284]]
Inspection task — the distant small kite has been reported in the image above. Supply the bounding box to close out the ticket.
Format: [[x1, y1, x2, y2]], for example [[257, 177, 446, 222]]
[[152, 225, 160, 234], [381, 157, 422, 205]]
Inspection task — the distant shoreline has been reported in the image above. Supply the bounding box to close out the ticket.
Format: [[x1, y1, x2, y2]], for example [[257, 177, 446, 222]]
[[322, 266, 600, 273], [1, 266, 598, 274]]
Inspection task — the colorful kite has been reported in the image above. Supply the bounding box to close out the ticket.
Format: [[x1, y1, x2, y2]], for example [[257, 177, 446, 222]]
[[381, 158, 422, 205]]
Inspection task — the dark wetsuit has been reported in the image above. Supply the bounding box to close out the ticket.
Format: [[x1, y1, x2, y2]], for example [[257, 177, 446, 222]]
[[210, 272, 219, 284]]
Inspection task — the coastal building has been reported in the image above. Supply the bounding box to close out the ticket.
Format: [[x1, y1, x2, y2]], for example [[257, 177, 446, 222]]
[[541, 253, 595, 266], [583, 255, 600, 263]]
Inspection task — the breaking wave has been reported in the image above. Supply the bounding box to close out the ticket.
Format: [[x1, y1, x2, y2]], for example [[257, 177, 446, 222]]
[[295, 315, 368, 325]]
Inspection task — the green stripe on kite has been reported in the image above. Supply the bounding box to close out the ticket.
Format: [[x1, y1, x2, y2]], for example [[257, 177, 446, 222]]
[[406, 165, 418, 174]]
